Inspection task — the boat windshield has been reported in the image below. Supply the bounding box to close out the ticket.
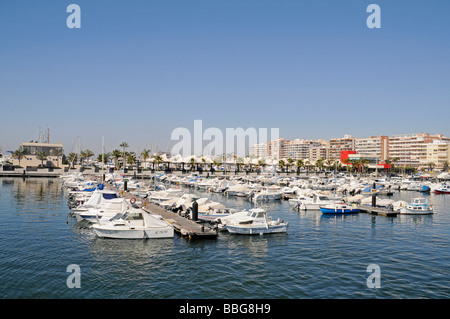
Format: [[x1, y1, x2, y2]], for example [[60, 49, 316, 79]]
[[125, 212, 143, 220]]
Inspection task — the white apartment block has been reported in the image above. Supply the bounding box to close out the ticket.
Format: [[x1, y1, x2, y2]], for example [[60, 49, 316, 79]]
[[421, 140, 450, 170], [354, 136, 389, 163], [249, 143, 267, 159], [389, 133, 450, 168]]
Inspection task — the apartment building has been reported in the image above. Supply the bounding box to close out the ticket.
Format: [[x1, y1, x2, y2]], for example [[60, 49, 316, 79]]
[[389, 133, 450, 168], [421, 140, 450, 170], [249, 143, 268, 159], [354, 136, 389, 163], [329, 135, 356, 161]]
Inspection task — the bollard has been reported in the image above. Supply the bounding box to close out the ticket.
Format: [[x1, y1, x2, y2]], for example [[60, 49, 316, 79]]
[[124, 180, 128, 192], [192, 200, 198, 221], [372, 193, 377, 207]]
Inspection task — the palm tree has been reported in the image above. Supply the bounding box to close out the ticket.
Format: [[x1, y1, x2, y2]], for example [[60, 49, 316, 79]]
[[97, 152, 110, 165], [315, 158, 324, 173], [296, 159, 304, 173], [443, 160, 449, 172], [153, 154, 163, 170], [287, 158, 295, 173], [257, 159, 266, 172], [427, 162, 436, 172], [111, 150, 122, 169], [278, 159, 285, 172], [189, 157, 196, 171], [80, 149, 94, 166], [119, 142, 129, 168], [141, 149, 150, 168], [36, 151, 47, 167], [13, 147, 25, 167], [127, 152, 136, 167], [325, 159, 334, 172]]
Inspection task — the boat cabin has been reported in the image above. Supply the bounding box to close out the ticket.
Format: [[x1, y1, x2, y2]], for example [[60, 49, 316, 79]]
[[407, 198, 429, 210]]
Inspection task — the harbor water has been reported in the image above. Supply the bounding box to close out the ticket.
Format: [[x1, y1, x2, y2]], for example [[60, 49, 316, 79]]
[[0, 177, 449, 299]]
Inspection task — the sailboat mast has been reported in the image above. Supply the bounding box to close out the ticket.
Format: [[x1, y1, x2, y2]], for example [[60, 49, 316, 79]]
[[101, 136, 104, 182]]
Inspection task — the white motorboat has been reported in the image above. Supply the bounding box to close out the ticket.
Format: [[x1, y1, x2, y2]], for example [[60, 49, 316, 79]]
[[217, 208, 266, 230], [71, 189, 119, 213], [288, 195, 313, 207], [299, 193, 335, 210], [435, 184, 450, 194], [76, 198, 130, 223], [224, 210, 288, 235], [225, 184, 251, 197], [252, 188, 283, 201], [92, 209, 174, 239], [198, 208, 238, 222], [399, 197, 434, 215]]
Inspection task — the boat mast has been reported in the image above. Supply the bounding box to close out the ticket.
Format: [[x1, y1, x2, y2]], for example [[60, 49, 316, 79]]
[[101, 136, 104, 183]]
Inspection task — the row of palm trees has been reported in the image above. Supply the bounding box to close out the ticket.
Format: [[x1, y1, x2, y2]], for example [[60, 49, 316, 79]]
[[12, 142, 450, 173]]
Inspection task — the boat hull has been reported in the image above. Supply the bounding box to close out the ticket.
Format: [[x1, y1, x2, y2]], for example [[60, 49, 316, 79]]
[[93, 226, 174, 239], [225, 224, 287, 235], [320, 207, 360, 214], [399, 208, 434, 215]]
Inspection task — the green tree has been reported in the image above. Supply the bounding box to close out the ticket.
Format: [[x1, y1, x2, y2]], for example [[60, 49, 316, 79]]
[[443, 160, 449, 172], [427, 162, 436, 172], [112, 149, 122, 169], [296, 159, 304, 173], [80, 149, 94, 166], [287, 158, 295, 172], [119, 142, 129, 168], [278, 159, 285, 172], [127, 152, 136, 166], [153, 154, 163, 170], [36, 151, 47, 167], [189, 157, 196, 171], [141, 149, 150, 163], [13, 147, 25, 167]]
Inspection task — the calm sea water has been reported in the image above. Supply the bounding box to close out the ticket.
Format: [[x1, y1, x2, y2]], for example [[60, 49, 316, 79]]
[[0, 177, 449, 299]]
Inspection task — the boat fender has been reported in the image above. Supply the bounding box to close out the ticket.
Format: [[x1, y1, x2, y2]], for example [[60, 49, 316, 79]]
[[130, 197, 136, 204]]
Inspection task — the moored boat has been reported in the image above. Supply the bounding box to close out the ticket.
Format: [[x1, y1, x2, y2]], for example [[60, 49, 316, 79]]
[[399, 197, 434, 215], [92, 209, 174, 239], [434, 184, 450, 194], [320, 203, 360, 214]]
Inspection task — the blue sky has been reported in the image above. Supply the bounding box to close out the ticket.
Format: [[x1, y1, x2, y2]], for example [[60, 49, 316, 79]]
[[1, 0, 449, 155]]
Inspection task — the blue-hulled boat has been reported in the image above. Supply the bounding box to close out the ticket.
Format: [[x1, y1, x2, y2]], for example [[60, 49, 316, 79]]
[[320, 203, 360, 214]]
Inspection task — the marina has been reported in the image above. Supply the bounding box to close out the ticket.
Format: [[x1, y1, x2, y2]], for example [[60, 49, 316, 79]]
[[1, 173, 449, 299]]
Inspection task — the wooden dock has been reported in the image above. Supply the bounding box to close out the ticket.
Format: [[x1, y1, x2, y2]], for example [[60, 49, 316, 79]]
[[357, 205, 399, 217], [141, 201, 218, 239]]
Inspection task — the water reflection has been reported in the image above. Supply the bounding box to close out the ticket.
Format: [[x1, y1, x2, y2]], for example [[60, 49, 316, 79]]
[[2, 178, 63, 205], [89, 236, 175, 263], [398, 214, 434, 228]]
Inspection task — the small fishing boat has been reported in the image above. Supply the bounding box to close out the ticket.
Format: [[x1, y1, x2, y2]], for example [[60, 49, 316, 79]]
[[434, 184, 450, 194], [320, 203, 360, 214], [223, 210, 288, 235], [92, 209, 174, 239], [399, 197, 434, 215]]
